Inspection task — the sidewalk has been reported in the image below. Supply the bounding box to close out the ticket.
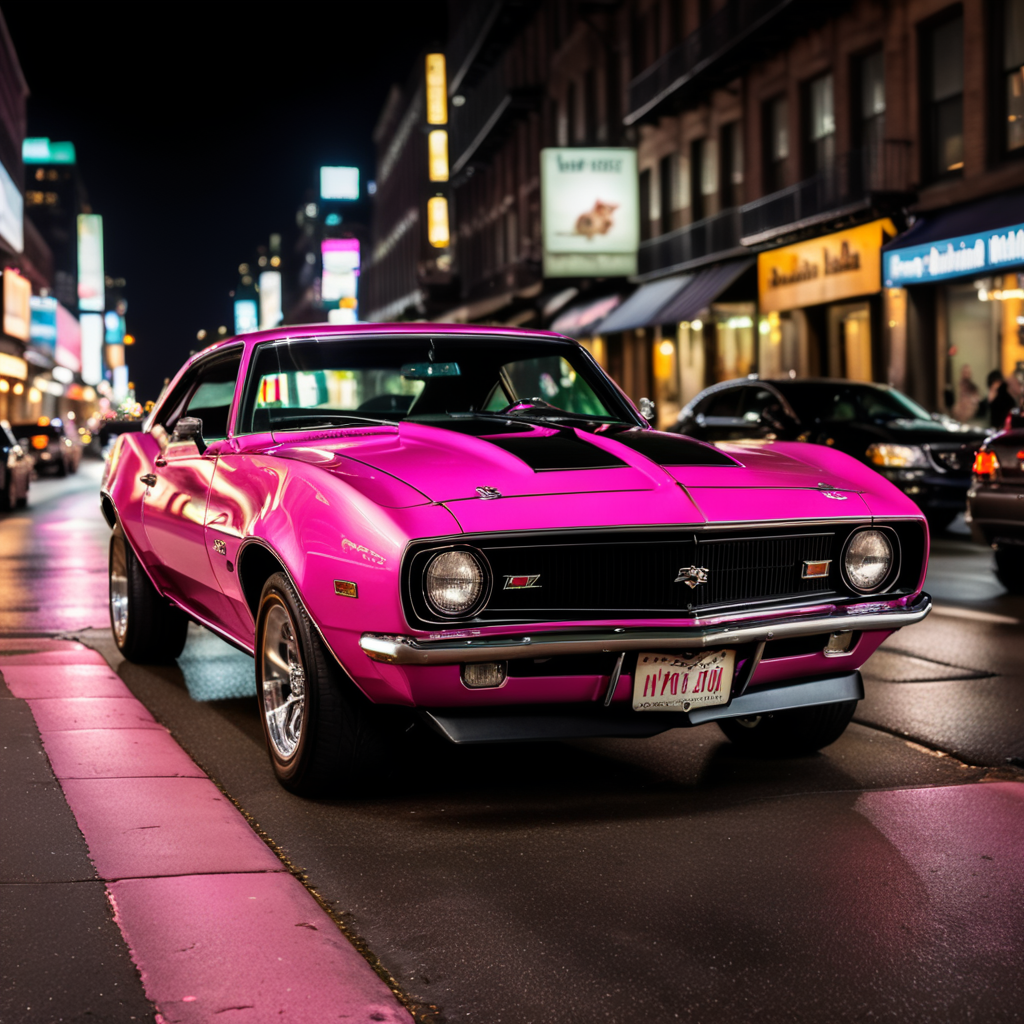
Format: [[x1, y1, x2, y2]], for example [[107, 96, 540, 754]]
[[0, 636, 412, 1024]]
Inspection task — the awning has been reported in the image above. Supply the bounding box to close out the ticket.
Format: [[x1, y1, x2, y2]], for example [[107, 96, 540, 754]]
[[657, 258, 755, 323], [596, 274, 692, 334], [550, 293, 622, 337], [882, 189, 1024, 287]]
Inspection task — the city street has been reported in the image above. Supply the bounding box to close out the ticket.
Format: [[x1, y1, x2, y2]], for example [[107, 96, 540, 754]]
[[2, 463, 1022, 1023]]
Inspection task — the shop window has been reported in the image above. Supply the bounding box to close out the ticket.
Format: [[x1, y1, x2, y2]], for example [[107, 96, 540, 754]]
[[1004, 0, 1024, 153], [922, 13, 964, 178], [806, 73, 836, 175], [712, 303, 756, 382], [856, 49, 886, 185], [659, 154, 675, 235], [720, 121, 744, 208], [828, 303, 873, 383], [764, 96, 789, 193]]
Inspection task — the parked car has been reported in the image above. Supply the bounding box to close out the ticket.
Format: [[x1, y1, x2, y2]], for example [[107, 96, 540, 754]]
[[1, 419, 31, 510], [13, 417, 83, 476], [670, 378, 988, 530], [101, 325, 932, 795], [967, 411, 1024, 593]]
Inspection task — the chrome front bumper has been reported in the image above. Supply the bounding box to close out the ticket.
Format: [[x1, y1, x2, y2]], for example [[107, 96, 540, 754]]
[[360, 593, 932, 666]]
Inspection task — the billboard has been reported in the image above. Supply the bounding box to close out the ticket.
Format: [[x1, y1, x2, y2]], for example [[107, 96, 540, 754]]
[[259, 270, 282, 329], [321, 238, 359, 304], [23, 138, 76, 164], [104, 310, 125, 344], [320, 166, 359, 201], [77, 214, 105, 312], [80, 312, 103, 385], [0, 159, 24, 254], [234, 298, 259, 334], [3, 270, 31, 341], [55, 304, 81, 372], [540, 148, 639, 277], [29, 295, 58, 353]]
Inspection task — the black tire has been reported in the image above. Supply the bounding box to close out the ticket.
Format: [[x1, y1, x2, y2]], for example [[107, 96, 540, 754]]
[[108, 529, 189, 663], [256, 571, 392, 796], [994, 546, 1024, 595], [717, 699, 857, 756]]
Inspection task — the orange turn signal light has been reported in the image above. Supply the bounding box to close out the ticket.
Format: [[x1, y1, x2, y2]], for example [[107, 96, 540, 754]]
[[972, 450, 998, 476]]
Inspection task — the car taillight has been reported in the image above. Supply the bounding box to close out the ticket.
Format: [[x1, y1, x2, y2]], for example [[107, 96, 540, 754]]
[[30, 435, 49, 450], [972, 450, 998, 477]]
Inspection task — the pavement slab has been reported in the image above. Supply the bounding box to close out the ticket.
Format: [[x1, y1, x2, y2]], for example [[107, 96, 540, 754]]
[[109, 872, 412, 1024], [40, 726, 208, 780], [27, 694, 162, 731], [3, 662, 135, 698], [59, 776, 285, 880]]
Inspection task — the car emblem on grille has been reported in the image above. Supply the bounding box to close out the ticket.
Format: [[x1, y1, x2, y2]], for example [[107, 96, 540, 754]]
[[822, 491, 847, 500], [504, 574, 541, 589], [674, 566, 709, 588]]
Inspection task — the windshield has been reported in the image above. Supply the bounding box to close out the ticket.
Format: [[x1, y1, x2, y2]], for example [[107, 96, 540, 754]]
[[238, 335, 634, 433], [775, 383, 934, 424]]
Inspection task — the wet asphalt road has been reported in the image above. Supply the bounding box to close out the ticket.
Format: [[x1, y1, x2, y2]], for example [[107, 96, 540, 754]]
[[3, 462, 1023, 1023]]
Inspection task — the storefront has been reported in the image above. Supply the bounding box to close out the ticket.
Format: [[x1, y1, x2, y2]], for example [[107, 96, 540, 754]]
[[882, 191, 1024, 422], [757, 219, 896, 384]]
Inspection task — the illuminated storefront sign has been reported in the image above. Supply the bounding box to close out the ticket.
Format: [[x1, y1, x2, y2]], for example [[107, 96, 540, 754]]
[[80, 313, 103, 385], [234, 299, 259, 334], [884, 222, 1024, 286], [29, 295, 58, 353], [541, 148, 640, 278], [0, 159, 24, 253], [3, 270, 31, 341], [427, 196, 450, 248], [758, 219, 895, 313], [425, 53, 447, 125], [22, 138, 77, 165], [0, 352, 28, 381], [77, 214, 105, 312], [259, 270, 283, 329], [55, 304, 81, 373], [320, 166, 359, 201], [428, 130, 449, 182]]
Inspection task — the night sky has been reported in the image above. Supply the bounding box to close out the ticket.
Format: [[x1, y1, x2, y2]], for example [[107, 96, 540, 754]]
[[3, 1, 446, 401]]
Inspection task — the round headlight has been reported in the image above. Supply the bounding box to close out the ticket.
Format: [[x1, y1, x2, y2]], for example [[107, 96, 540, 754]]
[[844, 530, 893, 592], [424, 550, 487, 617]]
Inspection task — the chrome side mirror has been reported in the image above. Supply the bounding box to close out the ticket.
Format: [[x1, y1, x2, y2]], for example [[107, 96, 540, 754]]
[[171, 416, 205, 452], [639, 397, 655, 422]]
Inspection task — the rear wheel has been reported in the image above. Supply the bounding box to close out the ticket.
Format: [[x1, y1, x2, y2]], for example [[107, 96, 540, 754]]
[[257, 571, 392, 795], [718, 699, 857, 756], [108, 529, 189, 662], [994, 546, 1024, 595]]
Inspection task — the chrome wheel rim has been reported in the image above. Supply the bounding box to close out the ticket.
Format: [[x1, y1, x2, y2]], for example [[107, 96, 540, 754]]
[[109, 538, 129, 644], [261, 601, 305, 759]]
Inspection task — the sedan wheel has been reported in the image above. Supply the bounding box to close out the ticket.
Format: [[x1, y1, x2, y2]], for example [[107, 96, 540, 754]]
[[717, 699, 857, 755], [256, 571, 393, 795]]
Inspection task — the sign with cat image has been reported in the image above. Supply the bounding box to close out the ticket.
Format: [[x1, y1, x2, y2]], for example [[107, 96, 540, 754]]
[[541, 148, 639, 278]]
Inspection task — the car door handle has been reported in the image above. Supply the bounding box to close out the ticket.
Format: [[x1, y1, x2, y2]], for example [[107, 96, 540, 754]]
[[139, 473, 157, 487], [154, 456, 167, 467]]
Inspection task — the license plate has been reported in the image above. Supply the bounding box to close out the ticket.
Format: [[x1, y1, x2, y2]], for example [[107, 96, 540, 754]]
[[632, 649, 736, 712]]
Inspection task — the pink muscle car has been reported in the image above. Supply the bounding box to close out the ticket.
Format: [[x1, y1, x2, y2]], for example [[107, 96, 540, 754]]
[[101, 325, 931, 794]]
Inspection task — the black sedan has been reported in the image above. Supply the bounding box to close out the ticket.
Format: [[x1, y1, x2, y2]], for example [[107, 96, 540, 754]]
[[967, 413, 1024, 593], [670, 378, 988, 530]]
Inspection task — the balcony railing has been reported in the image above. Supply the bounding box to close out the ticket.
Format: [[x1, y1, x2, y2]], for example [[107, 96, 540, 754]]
[[626, 0, 794, 125], [740, 143, 913, 245], [637, 208, 744, 280]]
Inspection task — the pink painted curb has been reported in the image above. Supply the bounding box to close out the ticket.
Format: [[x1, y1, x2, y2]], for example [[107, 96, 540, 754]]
[[60, 776, 284, 879], [3, 663, 134, 698], [26, 695, 162, 731], [40, 727, 208, 780], [109, 873, 411, 1024]]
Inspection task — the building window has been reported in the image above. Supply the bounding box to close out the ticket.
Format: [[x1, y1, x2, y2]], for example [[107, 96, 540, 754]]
[[855, 49, 886, 187], [659, 154, 674, 234], [584, 68, 598, 144], [566, 81, 578, 145], [639, 167, 652, 242], [1004, 0, 1024, 152], [765, 96, 789, 192], [720, 121, 744, 207], [807, 73, 836, 174], [923, 13, 964, 177]]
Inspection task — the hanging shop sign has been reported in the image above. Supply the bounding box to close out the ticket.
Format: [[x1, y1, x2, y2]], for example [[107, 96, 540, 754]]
[[3, 270, 31, 341], [883, 221, 1024, 287], [541, 148, 640, 278], [758, 219, 895, 313]]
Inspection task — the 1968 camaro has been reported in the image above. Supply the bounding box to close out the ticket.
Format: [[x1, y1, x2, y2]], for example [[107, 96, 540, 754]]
[[101, 324, 932, 793]]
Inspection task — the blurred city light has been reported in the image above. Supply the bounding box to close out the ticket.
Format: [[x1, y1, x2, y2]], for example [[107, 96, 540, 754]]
[[425, 53, 447, 125], [319, 167, 359, 201], [76, 214, 104, 311], [233, 299, 258, 334], [427, 196, 450, 248], [428, 130, 449, 182], [258, 270, 283, 329]]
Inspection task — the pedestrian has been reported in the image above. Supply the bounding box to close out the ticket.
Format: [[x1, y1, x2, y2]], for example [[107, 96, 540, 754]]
[[986, 369, 1015, 429], [952, 364, 981, 423]]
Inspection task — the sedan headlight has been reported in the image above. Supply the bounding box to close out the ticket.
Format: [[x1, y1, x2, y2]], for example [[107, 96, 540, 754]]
[[866, 443, 928, 468], [843, 529, 894, 592], [423, 549, 488, 617]]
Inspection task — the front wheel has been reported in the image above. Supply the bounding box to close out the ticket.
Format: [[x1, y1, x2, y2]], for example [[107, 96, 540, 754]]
[[994, 546, 1024, 595], [717, 699, 857, 756], [256, 572, 393, 795], [109, 530, 189, 662]]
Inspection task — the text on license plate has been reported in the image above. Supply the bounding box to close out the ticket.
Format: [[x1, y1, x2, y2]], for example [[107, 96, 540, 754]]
[[632, 649, 736, 712]]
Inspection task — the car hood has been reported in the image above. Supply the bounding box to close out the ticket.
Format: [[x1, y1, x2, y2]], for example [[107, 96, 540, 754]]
[[270, 420, 882, 526]]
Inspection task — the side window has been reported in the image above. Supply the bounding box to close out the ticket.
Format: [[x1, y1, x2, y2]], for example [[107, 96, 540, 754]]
[[740, 388, 784, 423], [182, 354, 243, 440], [701, 389, 743, 419]]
